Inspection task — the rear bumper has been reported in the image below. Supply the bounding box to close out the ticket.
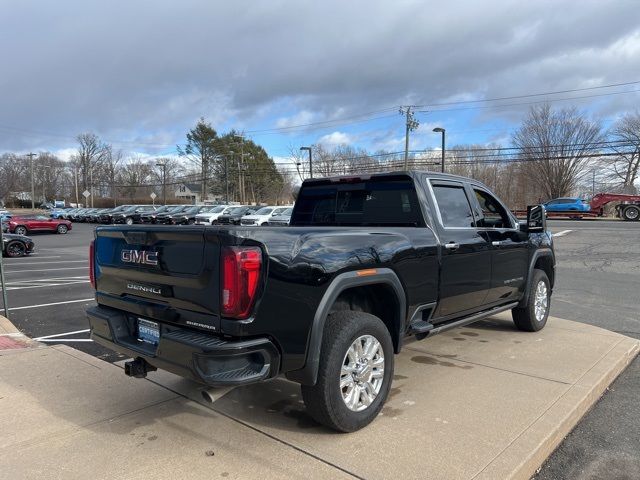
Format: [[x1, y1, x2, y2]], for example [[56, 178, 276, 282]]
[[87, 305, 280, 386]]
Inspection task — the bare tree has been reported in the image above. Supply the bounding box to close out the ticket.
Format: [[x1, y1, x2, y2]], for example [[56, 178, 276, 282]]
[[512, 105, 604, 200], [0, 153, 24, 204], [606, 111, 640, 193], [72, 133, 111, 196], [117, 156, 154, 202]]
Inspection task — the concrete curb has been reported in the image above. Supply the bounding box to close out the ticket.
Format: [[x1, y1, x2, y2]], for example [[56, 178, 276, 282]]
[[475, 336, 640, 480], [0, 314, 43, 350]]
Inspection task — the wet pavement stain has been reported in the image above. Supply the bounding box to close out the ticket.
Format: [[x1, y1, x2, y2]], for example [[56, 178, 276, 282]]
[[393, 374, 409, 380], [460, 331, 479, 337], [479, 340, 489, 343], [381, 406, 403, 417], [266, 399, 318, 429], [389, 387, 402, 400], [411, 355, 473, 370], [453, 337, 466, 341]]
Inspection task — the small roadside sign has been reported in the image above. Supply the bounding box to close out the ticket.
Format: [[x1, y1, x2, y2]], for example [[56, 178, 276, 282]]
[[82, 190, 91, 198]]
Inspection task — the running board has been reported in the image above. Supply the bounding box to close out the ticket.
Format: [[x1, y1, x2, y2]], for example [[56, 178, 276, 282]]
[[423, 302, 518, 338]]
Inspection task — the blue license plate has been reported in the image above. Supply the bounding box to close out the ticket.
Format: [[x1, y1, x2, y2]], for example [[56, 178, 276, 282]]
[[137, 318, 160, 345]]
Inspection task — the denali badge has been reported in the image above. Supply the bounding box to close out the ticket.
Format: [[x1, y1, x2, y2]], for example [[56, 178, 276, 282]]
[[121, 249, 158, 266], [127, 283, 162, 295]]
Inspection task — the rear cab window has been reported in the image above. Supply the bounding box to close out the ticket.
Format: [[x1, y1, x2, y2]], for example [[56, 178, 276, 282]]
[[430, 182, 475, 228], [290, 175, 425, 227]]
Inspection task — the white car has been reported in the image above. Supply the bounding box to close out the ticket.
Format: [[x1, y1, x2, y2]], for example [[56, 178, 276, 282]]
[[240, 206, 292, 226], [195, 205, 235, 225]]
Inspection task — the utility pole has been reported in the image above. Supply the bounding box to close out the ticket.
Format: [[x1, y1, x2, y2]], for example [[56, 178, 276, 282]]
[[399, 107, 419, 170], [233, 134, 246, 203], [300, 146, 313, 178], [26, 152, 37, 210], [74, 166, 79, 206], [90, 166, 94, 207], [592, 168, 596, 197], [156, 161, 167, 204]]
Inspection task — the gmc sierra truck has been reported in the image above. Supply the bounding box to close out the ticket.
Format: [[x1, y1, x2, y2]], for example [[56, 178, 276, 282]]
[[87, 171, 555, 432]]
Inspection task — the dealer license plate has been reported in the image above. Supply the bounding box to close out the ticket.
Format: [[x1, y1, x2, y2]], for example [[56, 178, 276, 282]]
[[137, 318, 160, 345]]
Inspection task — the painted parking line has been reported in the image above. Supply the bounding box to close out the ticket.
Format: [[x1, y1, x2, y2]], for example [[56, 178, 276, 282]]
[[3, 255, 62, 261], [552, 229, 573, 237], [3, 260, 87, 266], [1, 280, 90, 291], [34, 329, 90, 341], [5, 276, 88, 284], [3, 266, 88, 274], [0, 298, 94, 313], [38, 338, 93, 343]]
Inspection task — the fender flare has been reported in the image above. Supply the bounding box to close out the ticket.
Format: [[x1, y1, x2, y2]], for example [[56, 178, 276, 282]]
[[519, 248, 555, 307], [285, 268, 406, 386]]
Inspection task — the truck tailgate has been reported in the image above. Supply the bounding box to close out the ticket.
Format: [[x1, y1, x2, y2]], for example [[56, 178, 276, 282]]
[[94, 226, 222, 332]]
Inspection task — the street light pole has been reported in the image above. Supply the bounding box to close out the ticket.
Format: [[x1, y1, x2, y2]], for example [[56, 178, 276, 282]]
[[300, 146, 312, 178], [156, 162, 167, 204], [433, 128, 446, 173], [26, 152, 37, 210]]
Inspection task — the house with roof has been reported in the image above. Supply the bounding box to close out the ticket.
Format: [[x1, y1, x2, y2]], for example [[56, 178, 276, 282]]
[[174, 183, 203, 204]]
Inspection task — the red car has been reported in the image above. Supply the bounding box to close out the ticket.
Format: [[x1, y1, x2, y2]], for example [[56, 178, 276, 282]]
[[8, 215, 72, 235]]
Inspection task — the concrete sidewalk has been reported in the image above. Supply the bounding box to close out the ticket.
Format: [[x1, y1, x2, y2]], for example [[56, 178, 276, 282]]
[[1, 313, 638, 480]]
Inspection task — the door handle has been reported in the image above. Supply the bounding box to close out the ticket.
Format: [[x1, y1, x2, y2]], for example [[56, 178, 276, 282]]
[[444, 242, 460, 250], [492, 241, 504, 246]]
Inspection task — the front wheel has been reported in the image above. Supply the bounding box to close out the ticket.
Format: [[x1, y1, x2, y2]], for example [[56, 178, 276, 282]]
[[301, 310, 394, 432], [622, 205, 640, 221], [5, 241, 26, 257], [14, 226, 28, 236], [125, 217, 134, 225], [512, 269, 551, 332], [57, 224, 68, 234]]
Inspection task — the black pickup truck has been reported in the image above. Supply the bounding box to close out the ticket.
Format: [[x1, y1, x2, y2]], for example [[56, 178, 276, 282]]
[[87, 171, 555, 432]]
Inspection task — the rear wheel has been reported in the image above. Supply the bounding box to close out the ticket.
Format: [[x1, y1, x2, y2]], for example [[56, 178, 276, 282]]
[[5, 241, 26, 257], [57, 224, 68, 234], [622, 205, 640, 221], [14, 225, 28, 236], [512, 269, 550, 332], [125, 217, 134, 225], [301, 310, 394, 432]]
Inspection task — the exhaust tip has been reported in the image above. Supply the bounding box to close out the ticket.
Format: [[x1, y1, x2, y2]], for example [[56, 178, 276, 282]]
[[201, 389, 215, 404]]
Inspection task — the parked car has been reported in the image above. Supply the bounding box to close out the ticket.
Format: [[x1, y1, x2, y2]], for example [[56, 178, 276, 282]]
[[167, 205, 216, 225], [50, 208, 70, 219], [195, 205, 234, 225], [543, 198, 590, 212], [88, 171, 555, 432], [98, 205, 135, 224], [7, 216, 72, 235], [59, 208, 79, 220], [2, 232, 35, 257], [139, 205, 182, 224], [240, 206, 292, 226], [266, 207, 293, 226], [216, 206, 256, 225], [111, 205, 158, 225], [156, 205, 194, 224], [85, 208, 110, 223]]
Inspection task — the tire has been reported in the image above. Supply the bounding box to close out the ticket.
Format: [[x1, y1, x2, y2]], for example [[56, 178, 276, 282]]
[[622, 205, 640, 221], [301, 310, 394, 432], [125, 217, 134, 225], [5, 241, 26, 257], [57, 224, 68, 234], [14, 225, 28, 236], [512, 269, 551, 332]]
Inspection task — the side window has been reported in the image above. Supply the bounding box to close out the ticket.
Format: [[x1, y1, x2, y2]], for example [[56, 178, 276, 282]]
[[432, 184, 475, 228], [473, 189, 512, 229]]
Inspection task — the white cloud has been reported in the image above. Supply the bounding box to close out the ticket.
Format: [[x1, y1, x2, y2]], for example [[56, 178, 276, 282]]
[[318, 131, 352, 147]]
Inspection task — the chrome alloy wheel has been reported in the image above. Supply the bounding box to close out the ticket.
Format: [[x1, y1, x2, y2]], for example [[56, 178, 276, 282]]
[[340, 335, 385, 412], [534, 280, 548, 322]]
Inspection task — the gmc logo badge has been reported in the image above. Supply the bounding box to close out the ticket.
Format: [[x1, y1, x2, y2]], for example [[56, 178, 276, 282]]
[[121, 249, 158, 266]]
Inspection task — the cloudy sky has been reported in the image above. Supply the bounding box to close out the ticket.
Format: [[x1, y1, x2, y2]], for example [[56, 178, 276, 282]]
[[1, 0, 638, 163]]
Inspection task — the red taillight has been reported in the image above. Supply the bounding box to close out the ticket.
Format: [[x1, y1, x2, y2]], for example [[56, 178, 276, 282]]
[[89, 240, 96, 289], [221, 246, 262, 319]]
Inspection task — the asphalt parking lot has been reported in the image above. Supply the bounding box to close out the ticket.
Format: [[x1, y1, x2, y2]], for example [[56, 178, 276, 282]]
[[2, 218, 639, 478]]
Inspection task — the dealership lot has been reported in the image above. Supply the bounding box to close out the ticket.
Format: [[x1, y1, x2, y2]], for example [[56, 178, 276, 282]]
[[1, 218, 639, 477]]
